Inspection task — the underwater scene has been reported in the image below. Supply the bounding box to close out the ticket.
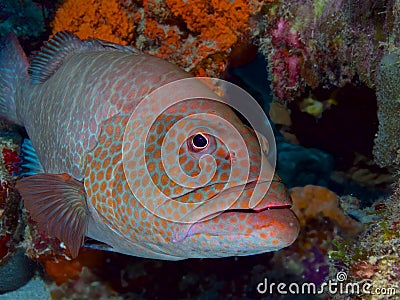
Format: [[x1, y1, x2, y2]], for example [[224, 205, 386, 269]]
[[0, 0, 399, 299]]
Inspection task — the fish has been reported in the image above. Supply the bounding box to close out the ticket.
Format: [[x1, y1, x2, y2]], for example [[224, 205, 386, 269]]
[[0, 31, 299, 260]]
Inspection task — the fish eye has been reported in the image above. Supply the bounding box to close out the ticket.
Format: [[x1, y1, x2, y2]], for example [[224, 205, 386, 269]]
[[188, 133, 209, 152]]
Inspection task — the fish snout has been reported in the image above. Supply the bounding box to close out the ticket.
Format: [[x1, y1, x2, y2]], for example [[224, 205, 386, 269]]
[[176, 206, 300, 253], [220, 176, 293, 212], [173, 176, 300, 252]]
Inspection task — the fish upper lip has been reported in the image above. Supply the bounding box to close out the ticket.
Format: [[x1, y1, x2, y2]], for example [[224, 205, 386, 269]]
[[173, 178, 291, 210], [173, 179, 293, 243], [219, 179, 292, 211], [186, 179, 292, 214]]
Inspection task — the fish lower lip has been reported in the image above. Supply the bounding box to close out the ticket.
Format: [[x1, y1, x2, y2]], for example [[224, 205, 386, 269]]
[[176, 208, 300, 245]]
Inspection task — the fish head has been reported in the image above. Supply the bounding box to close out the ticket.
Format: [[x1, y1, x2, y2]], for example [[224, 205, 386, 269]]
[[119, 90, 299, 259]]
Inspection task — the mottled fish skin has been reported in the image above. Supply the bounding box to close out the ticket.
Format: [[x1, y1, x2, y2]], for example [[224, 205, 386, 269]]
[[0, 31, 300, 259], [17, 44, 190, 179]]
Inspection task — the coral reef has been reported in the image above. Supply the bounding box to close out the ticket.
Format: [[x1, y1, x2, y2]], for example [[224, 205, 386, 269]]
[[257, 1, 400, 184], [373, 51, 400, 169], [52, 0, 135, 45], [50, 266, 122, 299], [51, 0, 264, 76], [0, 129, 23, 266], [258, 0, 399, 102], [129, 0, 264, 76], [329, 182, 400, 299], [0, 126, 39, 293], [268, 18, 306, 101]]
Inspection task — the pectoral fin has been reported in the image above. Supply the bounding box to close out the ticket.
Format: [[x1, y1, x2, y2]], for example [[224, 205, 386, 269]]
[[16, 173, 89, 258]]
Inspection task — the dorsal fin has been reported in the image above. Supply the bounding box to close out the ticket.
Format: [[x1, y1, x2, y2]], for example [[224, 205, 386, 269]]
[[29, 30, 140, 84], [16, 173, 89, 258]]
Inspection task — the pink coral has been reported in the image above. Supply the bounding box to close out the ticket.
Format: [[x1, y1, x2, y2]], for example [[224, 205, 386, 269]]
[[270, 19, 305, 101]]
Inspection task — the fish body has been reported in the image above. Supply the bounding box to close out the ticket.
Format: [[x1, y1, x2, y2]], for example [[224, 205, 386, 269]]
[[0, 31, 299, 259]]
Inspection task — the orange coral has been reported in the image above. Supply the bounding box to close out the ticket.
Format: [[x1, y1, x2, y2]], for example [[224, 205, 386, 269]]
[[51, 0, 264, 76], [43, 249, 105, 285], [137, 0, 263, 76], [52, 0, 135, 45], [165, 0, 253, 50], [44, 256, 82, 285], [290, 185, 362, 234]]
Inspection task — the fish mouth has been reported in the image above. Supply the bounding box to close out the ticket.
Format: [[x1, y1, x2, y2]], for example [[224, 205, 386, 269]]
[[174, 208, 300, 251], [173, 179, 296, 243], [190, 183, 292, 223]]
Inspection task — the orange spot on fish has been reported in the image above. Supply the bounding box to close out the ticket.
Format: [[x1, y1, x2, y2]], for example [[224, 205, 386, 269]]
[[147, 161, 156, 172], [99, 150, 107, 160], [163, 187, 171, 196], [94, 147, 101, 157], [123, 193, 129, 204], [173, 211, 180, 220], [185, 160, 194, 171], [220, 163, 230, 171], [220, 172, 229, 181], [166, 154, 175, 165], [177, 132, 185, 142], [153, 149, 161, 159], [179, 155, 187, 165], [112, 155, 120, 165], [117, 182, 123, 193], [192, 192, 203, 202], [105, 124, 113, 135], [179, 204, 187, 215], [138, 85, 149, 96], [92, 182, 99, 192], [156, 137, 163, 147], [98, 135, 106, 144], [151, 173, 159, 184], [144, 188, 151, 198], [100, 182, 107, 192], [215, 148, 226, 158], [161, 174, 169, 185], [102, 157, 111, 168], [96, 171, 104, 181], [90, 171, 95, 182]]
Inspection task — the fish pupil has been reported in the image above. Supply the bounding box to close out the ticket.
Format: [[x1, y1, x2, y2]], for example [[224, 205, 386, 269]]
[[192, 134, 208, 149]]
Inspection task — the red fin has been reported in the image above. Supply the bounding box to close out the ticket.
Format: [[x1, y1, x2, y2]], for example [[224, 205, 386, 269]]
[[16, 173, 89, 258]]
